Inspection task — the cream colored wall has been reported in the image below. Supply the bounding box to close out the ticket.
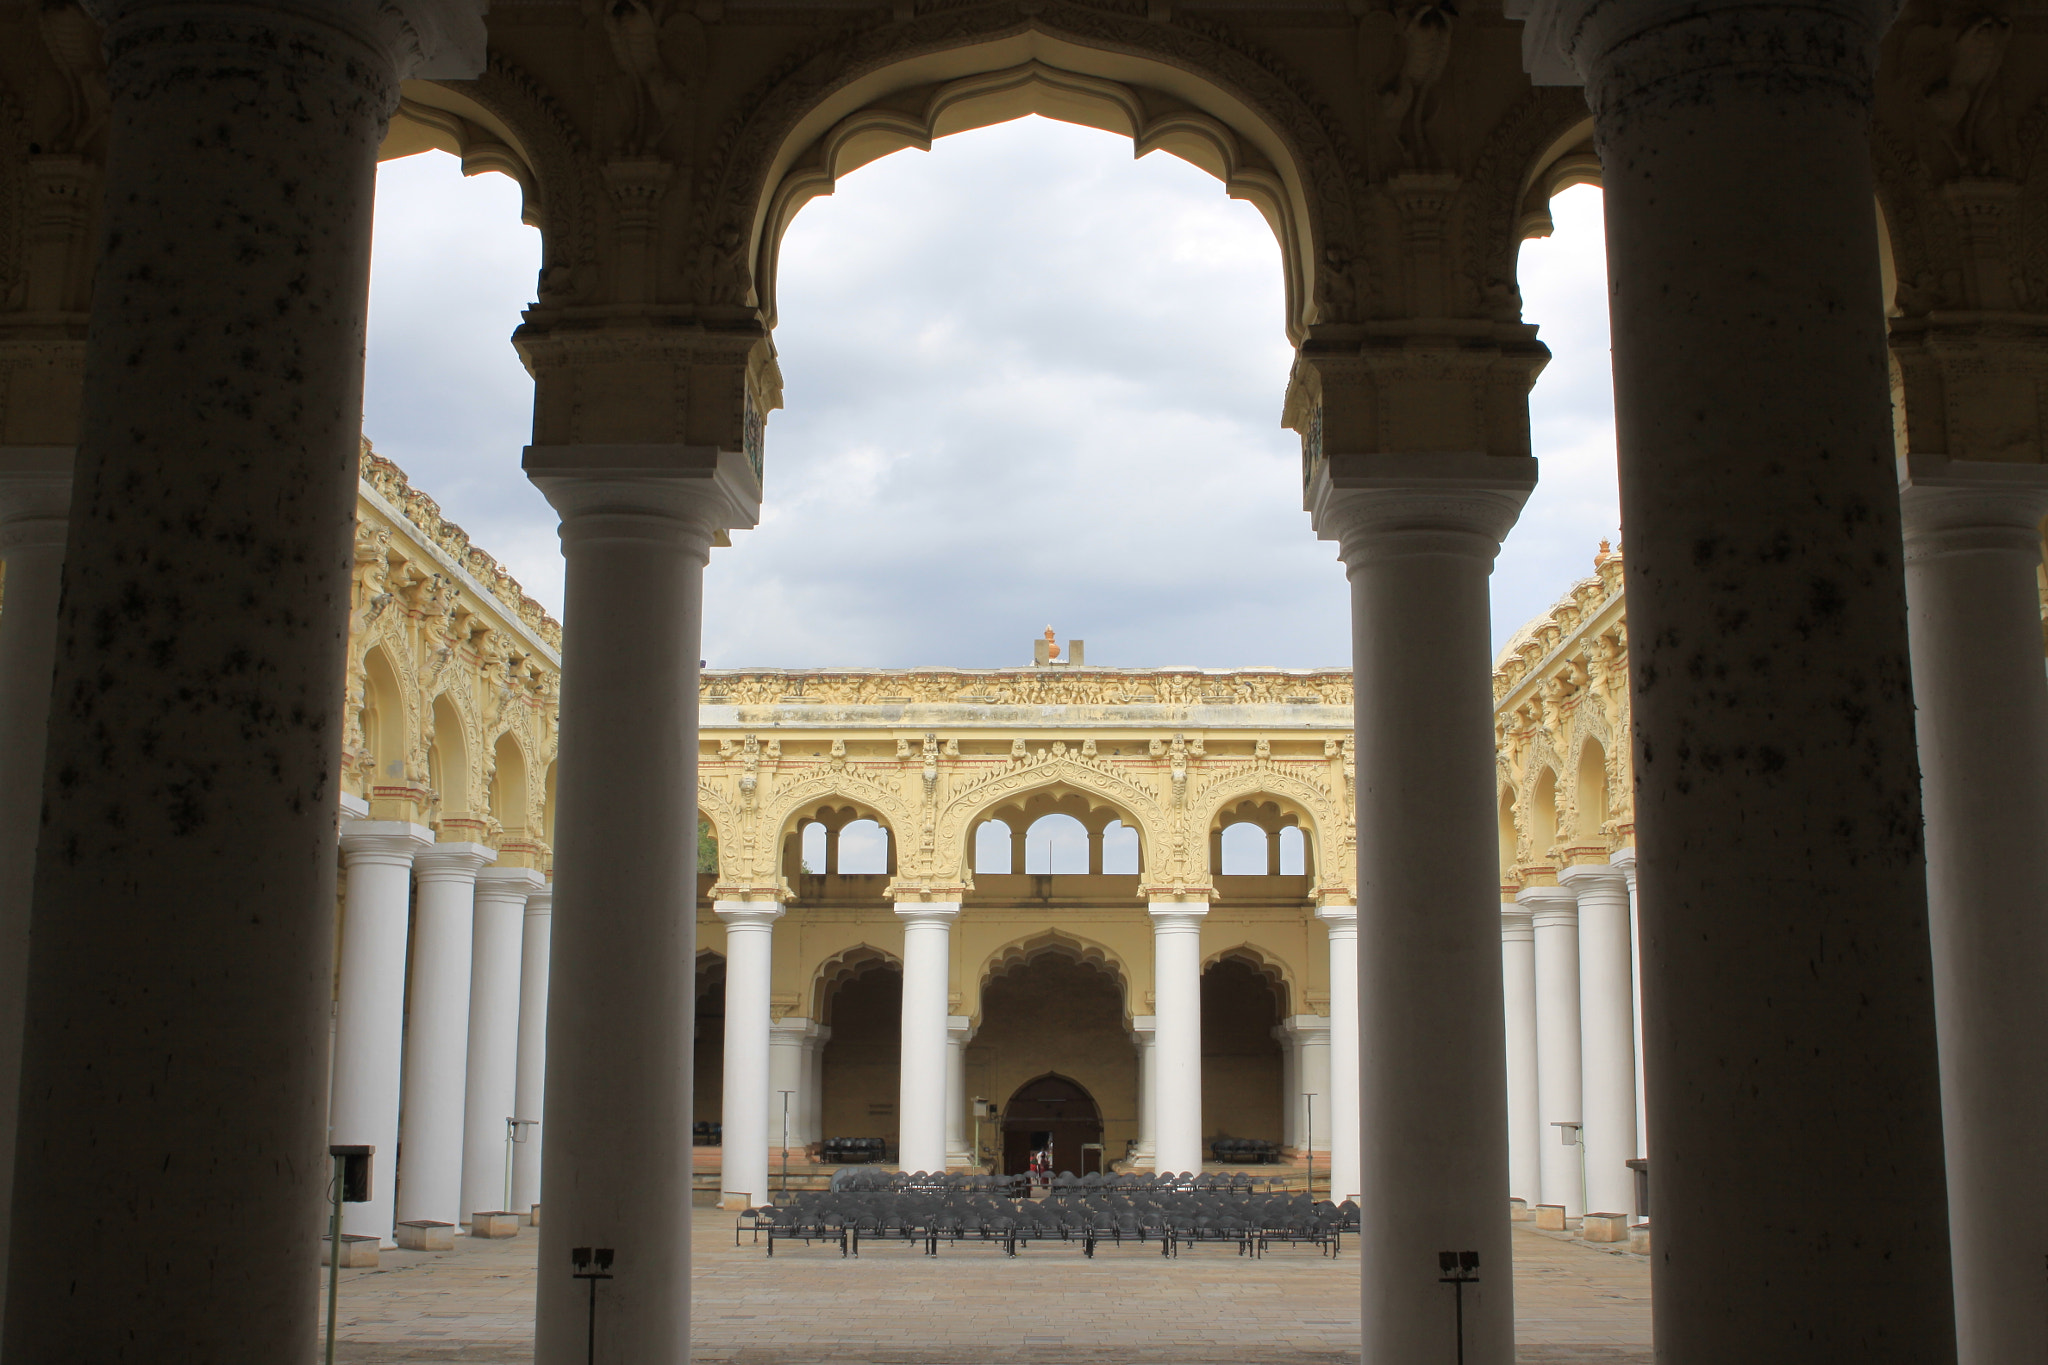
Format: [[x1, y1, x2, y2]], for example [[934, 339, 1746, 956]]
[[972, 955, 1139, 1162]]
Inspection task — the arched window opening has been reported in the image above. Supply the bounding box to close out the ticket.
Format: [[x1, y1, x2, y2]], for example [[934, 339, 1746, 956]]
[[1023, 814, 1088, 875], [800, 821, 827, 874], [1275, 825, 1305, 876], [1575, 739, 1608, 843], [1531, 769, 1560, 869], [1499, 790, 1520, 881], [975, 820, 1014, 875], [492, 733, 528, 836], [1219, 822, 1268, 875], [1101, 820, 1140, 875], [428, 694, 467, 817], [361, 647, 406, 783], [838, 818, 891, 875]]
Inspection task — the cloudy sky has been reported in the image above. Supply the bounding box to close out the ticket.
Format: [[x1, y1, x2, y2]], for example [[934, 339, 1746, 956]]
[[365, 117, 1615, 668]]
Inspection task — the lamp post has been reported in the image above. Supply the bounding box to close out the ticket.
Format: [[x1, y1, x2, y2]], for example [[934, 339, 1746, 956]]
[[504, 1117, 538, 1215], [779, 1089, 795, 1197], [1303, 1092, 1317, 1200]]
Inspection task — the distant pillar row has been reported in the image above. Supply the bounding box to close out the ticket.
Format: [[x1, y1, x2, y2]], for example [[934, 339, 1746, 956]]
[[715, 901, 782, 1210], [895, 900, 960, 1173], [1148, 898, 1209, 1174], [396, 842, 494, 1228]]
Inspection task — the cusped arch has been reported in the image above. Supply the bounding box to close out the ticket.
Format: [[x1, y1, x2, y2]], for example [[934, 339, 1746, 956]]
[[1200, 942, 1294, 1017], [976, 928, 1132, 1021], [810, 943, 903, 1023], [696, 9, 1366, 342], [939, 753, 1165, 882], [1190, 765, 1337, 878]]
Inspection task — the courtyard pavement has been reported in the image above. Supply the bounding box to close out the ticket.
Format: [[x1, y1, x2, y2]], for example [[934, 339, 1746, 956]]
[[328, 1220, 1650, 1364]]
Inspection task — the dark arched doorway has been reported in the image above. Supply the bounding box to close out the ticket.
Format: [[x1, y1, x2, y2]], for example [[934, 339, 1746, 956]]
[[1002, 1074, 1103, 1176]]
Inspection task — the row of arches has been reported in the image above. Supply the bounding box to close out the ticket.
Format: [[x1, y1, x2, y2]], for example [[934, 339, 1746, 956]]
[[694, 939, 1297, 1169]]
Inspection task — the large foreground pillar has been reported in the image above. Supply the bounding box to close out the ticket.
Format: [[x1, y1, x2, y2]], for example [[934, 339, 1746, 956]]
[[3, 0, 481, 1348], [510, 883, 554, 1216], [1516, 2, 1958, 1355], [715, 901, 782, 1209], [895, 900, 959, 1173], [1900, 458, 2048, 1365], [1500, 902, 1540, 1209], [332, 821, 433, 1241], [0, 449, 70, 1321], [1311, 453, 1532, 1365], [526, 448, 757, 1365], [397, 842, 494, 1226], [1148, 898, 1208, 1173], [1315, 904, 1360, 1204]]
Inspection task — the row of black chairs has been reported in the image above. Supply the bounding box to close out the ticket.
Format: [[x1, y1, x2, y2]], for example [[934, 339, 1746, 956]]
[[820, 1137, 889, 1163], [1209, 1137, 1282, 1164], [830, 1169, 1295, 1195], [691, 1121, 722, 1146], [740, 1188, 1359, 1259]]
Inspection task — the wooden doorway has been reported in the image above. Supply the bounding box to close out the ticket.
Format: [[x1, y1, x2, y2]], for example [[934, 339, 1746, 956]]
[[1001, 1074, 1103, 1176]]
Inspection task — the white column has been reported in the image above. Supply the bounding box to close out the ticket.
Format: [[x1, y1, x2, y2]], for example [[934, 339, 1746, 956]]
[[0, 449, 70, 1317], [509, 883, 553, 1217], [895, 900, 959, 1172], [395, 842, 494, 1227], [1500, 903, 1540, 1209], [1609, 847, 1645, 1169], [799, 1025, 830, 1145], [461, 866, 543, 1220], [1901, 458, 2048, 1365], [714, 900, 781, 1209], [331, 821, 432, 1243], [1274, 1024, 1301, 1150], [768, 1017, 808, 1163], [1315, 904, 1359, 1204], [1559, 862, 1637, 1220], [945, 1016, 975, 1166], [1130, 1016, 1157, 1166], [1311, 456, 1531, 1365], [1288, 1017, 1332, 1151], [1520, 883, 1582, 1217], [1148, 898, 1207, 1173]]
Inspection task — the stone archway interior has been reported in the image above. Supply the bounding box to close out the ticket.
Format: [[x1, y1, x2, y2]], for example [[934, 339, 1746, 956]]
[[1001, 1074, 1103, 1177], [694, 954, 725, 1132], [819, 962, 903, 1152], [976, 953, 1130, 1172], [1200, 956, 1283, 1146]]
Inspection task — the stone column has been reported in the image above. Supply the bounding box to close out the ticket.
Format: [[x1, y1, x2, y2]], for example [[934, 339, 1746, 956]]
[[945, 1016, 975, 1166], [462, 867, 543, 1220], [396, 842, 494, 1227], [332, 821, 433, 1242], [526, 447, 756, 1365], [1514, 2, 1957, 1355], [1288, 1017, 1332, 1153], [1609, 847, 1645, 1169], [1, 0, 480, 1347], [1130, 1016, 1157, 1166], [1148, 898, 1208, 1173], [1500, 902, 1540, 1209], [715, 901, 781, 1209], [1311, 454, 1532, 1365], [768, 1017, 808, 1161], [800, 1025, 830, 1146], [0, 449, 70, 1317], [510, 883, 553, 1217], [1274, 1023, 1301, 1150], [1559, 863, 1637, 1220], [1900, 457, 2048, 1365], [1520, 883, 1582, 1217], [1315, 904, 1360, 1204], [895, 900, 959, 1172]]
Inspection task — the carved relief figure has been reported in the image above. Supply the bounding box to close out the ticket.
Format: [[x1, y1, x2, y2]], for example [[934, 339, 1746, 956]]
[[600, 0, 699, 155], [1893, 0, 2013, 176], [1381, 0, 1458, 169]]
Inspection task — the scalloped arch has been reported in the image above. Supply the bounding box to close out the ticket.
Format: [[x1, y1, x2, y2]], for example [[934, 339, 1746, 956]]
[[976, 927, 1132, 1017], [693, 4, 1366, 342], [1200, 942, 1294, 1017], [938, 754, 1164, 881], [810, 942, 904, 1021]]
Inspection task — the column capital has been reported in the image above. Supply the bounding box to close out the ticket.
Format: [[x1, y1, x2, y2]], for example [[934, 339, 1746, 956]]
[[946, 1015, 976, 1042], [1507, 0, 1895, 103], [338, 820, 432, 865], [524, 445, 761, 548], [525, 884, 553, 916], [475, 865, 546, 899], [85, 0, 487, 81], [714, 900, 785, 928], [1556, 862, 1629, 896], [412, 841, 495, 881], [1515, 882, 1578, 928], [1315, 903, 1358, 933], [769, 1015, 813, 1039], [1308, 454, 1536, 569], [0, 447, 74, 552], [1899, 456, 2048, 557], [1147, 900, 1209, 930], [894, 900, 960, 926], [1278, 1015, 1332, 1042], [1501, 902, 1535, 943], [1129, 1014, 1157, 1038]]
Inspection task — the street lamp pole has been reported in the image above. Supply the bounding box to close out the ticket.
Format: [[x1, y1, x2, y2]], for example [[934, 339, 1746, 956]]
[[779, 1090, 795, 1197], [1303, 1092, 1317, 1200]]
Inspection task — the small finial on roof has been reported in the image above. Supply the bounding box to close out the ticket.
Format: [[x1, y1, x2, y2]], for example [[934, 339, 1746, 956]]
[[1593, 539, 1612, 567]]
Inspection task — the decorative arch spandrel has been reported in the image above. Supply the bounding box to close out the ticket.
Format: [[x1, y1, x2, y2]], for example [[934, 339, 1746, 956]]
[[938, 747, 1168, 890]]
